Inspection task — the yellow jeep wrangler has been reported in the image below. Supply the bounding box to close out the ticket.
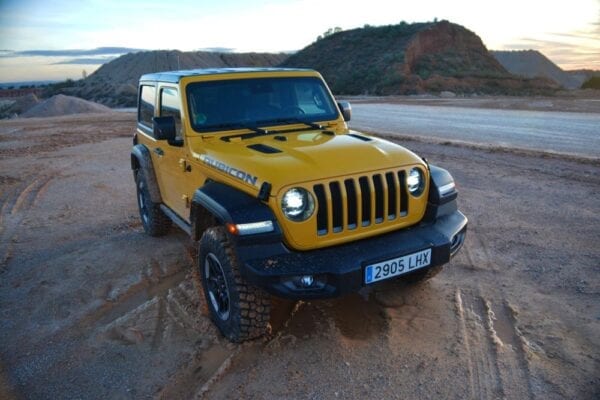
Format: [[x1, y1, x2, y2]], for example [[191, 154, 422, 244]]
[[131, 68, 467, 342]]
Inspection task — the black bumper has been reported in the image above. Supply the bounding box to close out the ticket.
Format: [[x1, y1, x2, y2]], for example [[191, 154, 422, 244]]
[[235, 210, 468, 300]]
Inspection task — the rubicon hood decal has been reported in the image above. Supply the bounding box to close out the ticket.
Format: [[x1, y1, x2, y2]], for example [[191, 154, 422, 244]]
[[200, 155, 258, 186]]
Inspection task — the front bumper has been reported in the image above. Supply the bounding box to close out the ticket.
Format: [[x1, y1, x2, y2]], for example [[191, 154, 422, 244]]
[[235, 210, 467, 299]]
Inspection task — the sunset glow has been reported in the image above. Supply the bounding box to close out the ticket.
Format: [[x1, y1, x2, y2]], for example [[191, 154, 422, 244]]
[[0, 0, 598, 82]]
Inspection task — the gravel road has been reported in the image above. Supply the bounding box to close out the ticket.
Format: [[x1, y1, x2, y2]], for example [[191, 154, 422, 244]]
[[351, 103, 600, 158]]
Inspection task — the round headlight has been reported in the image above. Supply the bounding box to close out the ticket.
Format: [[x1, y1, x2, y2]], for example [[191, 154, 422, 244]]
[[281, 187, 315, 222], [407, 168, 425, 196]]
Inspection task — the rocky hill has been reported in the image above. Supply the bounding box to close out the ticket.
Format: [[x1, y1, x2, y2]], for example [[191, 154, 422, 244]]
[[282, 21, 558, 95], [87, 50, 289, 86], [491, 50, 584, 89], [51, 50, 289, 107]]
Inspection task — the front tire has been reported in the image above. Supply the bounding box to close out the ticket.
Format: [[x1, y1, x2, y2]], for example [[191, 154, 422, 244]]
[[135, 169, 171, 236], [198, 227, 271, 342]]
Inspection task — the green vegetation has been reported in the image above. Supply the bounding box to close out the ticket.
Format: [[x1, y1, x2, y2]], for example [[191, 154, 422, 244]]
[[316, 27, 342, 41], [581, 76, 600, 89]]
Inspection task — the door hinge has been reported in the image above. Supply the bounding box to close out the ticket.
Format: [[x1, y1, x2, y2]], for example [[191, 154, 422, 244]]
[[179, 158, 187, 171]]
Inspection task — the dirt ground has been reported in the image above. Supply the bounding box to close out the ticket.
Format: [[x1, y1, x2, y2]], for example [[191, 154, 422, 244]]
[[0, 110, 598, 399]]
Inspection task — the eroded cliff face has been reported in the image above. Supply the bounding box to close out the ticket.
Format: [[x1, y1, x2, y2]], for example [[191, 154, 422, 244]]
[[402, 21, 507, 76]]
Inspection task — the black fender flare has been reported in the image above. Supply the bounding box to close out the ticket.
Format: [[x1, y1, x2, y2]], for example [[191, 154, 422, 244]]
[[190, 181, 279, 242], [131, 144, 162, 203], [428, 164, 457, 204], [424, 164, 458, 222]]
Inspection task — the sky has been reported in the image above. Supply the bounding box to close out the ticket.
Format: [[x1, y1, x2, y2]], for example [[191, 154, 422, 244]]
[[0, 0, 598, 83]]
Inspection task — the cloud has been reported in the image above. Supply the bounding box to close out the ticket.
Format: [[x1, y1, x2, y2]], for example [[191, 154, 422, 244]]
[[52, 56, 117, 65], [515, 37, 577, 48], [197, 47, 236, 53], [550, 31, 600, 41], [0, 47, 143, 58]]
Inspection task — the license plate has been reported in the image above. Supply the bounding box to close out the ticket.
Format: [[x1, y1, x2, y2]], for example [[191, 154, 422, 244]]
[[365, 248, 432, 284]]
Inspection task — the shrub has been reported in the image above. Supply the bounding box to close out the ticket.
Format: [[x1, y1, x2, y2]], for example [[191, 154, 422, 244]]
[[581, 76, 600, 89]]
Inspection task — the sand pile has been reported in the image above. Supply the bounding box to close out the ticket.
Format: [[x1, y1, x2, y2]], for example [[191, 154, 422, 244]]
[[21, 94, 112, 118]]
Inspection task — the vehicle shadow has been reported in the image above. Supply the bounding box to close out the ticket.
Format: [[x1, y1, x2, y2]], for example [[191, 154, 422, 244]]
[[269, 290, 391, 341]]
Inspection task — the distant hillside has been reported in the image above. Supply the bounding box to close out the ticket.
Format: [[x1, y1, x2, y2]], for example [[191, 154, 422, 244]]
[[564, 69, 600, 88], [492, 50, 583, 89], [51, 50, 289, 107], [282, 21, 558, 95], [87, 50, 289, 86]]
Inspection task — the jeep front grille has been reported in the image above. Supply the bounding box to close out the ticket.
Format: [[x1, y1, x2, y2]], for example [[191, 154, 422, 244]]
[[313, 170, 409, 236]]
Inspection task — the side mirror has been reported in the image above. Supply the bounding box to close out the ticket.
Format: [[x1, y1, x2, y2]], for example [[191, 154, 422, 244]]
[[337, 101, 352, 122], [152, 116, 177, 142]]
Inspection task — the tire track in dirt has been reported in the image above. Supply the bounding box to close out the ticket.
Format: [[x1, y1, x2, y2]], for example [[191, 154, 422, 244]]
[[455, 290, 477, 399], [12, 261, 234, 396], [485, 300, 534, 399], [82, 264, 189, 334], [10, 176, 53, 215], [456, 289, 534, 400], [0, 174, 53, 268], [456, 289, 504, 399]]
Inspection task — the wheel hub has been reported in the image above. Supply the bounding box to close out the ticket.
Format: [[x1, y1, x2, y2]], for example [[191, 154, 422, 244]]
[[204, 253, 230, 320], [137, 180, 149, 224]]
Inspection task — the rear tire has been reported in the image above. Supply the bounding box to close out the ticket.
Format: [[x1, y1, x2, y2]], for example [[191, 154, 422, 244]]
[[198, 227, 271, 342], [135, 169, 170, 236]]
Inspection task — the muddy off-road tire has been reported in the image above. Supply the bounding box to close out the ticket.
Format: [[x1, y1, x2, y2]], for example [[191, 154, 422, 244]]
[[198, 227, 271, 342], [403, 265, 443, 284], [135, 169, 171, 236]]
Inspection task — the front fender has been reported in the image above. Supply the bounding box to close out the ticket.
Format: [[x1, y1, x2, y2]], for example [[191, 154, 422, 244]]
[[190, 181, 281, 242], [423, 164, 459, 222], [131, 144, 162, 203]]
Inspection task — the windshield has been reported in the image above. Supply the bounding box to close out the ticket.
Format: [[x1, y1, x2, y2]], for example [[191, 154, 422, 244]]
[[186, 77, 339, 132]]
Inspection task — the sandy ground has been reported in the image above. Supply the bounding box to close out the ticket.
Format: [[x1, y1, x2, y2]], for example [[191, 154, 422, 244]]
[[0, 110, 598, 399]]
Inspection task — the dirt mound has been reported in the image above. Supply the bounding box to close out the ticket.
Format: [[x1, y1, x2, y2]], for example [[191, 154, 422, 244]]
[[282, 20, 558, 95], [492, 50, 583, 89], [20, 94, 112, 118]]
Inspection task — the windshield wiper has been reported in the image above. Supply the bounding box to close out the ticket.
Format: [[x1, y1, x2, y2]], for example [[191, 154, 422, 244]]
[[218, 123, 272, 142], [207, 123, 268, 134], [219, 119, 328, 142], [271, 118, 324, 130]]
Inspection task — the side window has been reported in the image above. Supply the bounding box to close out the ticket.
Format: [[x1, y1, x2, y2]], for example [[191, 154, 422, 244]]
[[138, 85, 156, 129], [160, 87, 182, 139]]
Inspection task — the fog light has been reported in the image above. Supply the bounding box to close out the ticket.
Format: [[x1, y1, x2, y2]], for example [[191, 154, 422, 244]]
[[299, 275, 314, 287], [282, 274, 326, 291], [450, 229, 466, 256]]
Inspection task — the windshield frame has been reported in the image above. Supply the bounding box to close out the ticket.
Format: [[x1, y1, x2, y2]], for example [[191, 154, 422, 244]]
[[185, 76, 340, 134]]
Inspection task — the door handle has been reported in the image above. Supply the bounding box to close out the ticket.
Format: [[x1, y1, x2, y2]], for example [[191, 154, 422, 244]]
[[153, 147, 164, 156]]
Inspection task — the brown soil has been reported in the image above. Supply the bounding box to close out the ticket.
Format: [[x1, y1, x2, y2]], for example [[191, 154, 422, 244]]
[[0, 112, 598, 399]]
